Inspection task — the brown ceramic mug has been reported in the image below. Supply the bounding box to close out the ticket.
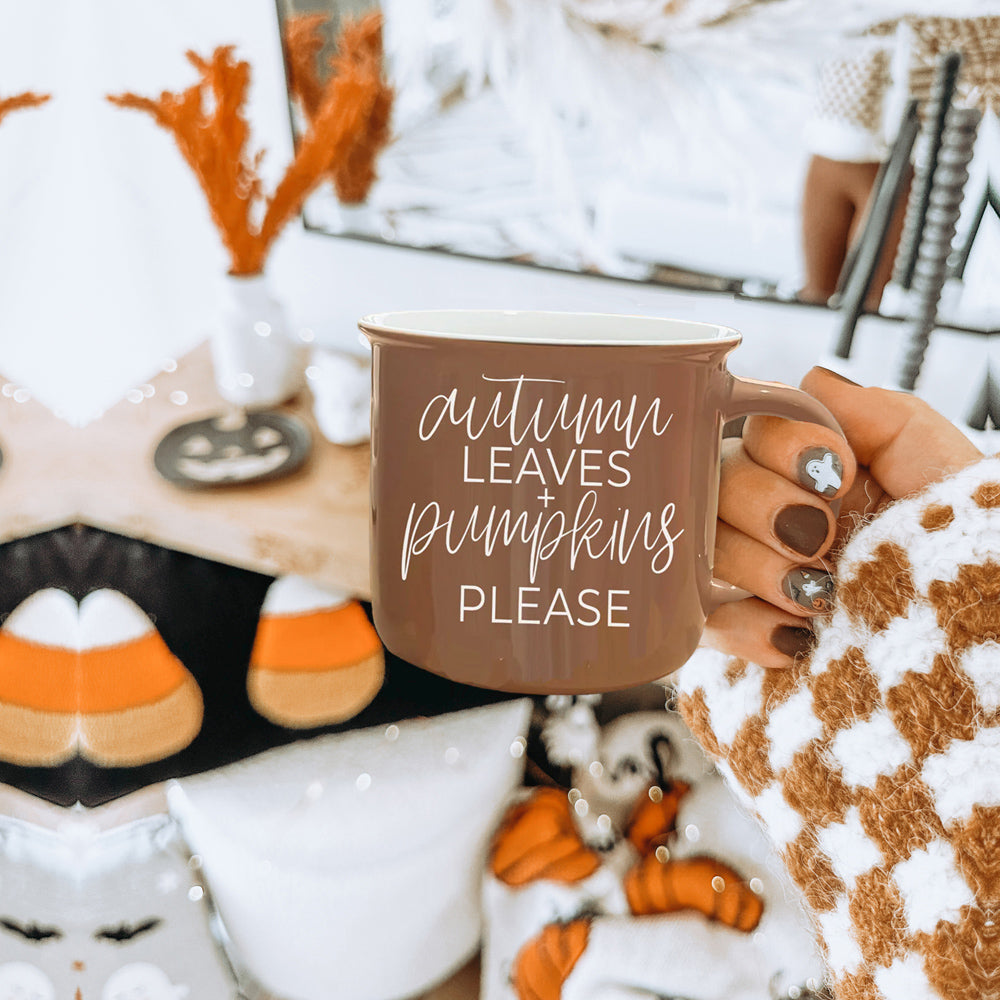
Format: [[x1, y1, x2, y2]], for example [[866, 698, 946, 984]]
[[360, 311, 840, 694]]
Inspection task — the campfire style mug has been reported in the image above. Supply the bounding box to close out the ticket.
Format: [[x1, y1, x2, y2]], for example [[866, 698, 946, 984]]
[[360, 311, 840, 694]]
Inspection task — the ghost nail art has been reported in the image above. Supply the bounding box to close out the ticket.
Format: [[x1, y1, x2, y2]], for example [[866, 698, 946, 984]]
[[798, 448, 843, 497], [782, 568, 834, 613]]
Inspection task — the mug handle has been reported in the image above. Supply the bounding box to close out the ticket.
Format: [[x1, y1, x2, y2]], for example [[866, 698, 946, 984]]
[[706, 374, 845, 613]]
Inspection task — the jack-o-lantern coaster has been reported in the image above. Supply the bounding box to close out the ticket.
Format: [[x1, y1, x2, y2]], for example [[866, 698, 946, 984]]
[[153, 410, 311, 489]]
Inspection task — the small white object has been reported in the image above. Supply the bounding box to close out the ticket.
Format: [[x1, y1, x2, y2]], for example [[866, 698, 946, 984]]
[[211, 274, 306, 409], [308, 347, 372, 446], [101, 963, 189, 1000]]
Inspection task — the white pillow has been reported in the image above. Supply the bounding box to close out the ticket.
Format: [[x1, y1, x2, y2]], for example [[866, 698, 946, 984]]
[[168, 699, 532, 1000]]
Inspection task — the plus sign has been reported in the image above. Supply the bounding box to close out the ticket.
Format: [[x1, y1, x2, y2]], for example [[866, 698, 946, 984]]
[[537, 489, 555, 508]]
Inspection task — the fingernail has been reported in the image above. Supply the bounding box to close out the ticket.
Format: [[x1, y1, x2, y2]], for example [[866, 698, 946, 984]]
[[797, 447, 844, 497], [771, 625, 814, 658], [774, 504, 829, 557], [815, 366, 861, 387], [723, 416, 747, 438], [782, 568, 834, 613]]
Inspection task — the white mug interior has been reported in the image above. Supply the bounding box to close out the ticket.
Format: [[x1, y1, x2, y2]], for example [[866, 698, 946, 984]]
[[361, 310, 742, 346]]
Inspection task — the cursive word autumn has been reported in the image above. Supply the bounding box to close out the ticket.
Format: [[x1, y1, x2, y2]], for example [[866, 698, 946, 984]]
[[418, 376, 673, 449], [400, 491, 683, 582]]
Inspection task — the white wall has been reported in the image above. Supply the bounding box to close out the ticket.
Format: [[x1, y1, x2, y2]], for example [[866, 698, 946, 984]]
[[0, 0, 991, 441]]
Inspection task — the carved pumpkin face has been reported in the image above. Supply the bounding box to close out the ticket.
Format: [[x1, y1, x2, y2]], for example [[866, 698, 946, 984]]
[[154, 412, 311, 488]]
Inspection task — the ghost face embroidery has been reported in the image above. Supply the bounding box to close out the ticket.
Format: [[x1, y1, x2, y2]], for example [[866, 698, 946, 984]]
[[0, 815, 239, 1000], [153, 412, 311, 488]]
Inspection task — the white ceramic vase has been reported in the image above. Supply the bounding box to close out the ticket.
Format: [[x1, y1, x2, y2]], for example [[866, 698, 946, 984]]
[[211, 273, 306, 409]]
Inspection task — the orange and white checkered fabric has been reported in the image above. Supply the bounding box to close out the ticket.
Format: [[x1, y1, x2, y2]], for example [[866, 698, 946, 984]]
[[677, 457, 1000, 1000]]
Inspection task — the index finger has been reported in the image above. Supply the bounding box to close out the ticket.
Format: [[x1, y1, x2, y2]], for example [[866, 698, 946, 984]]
[[741, 413, 856, 501], [800, 367, 982, 499]]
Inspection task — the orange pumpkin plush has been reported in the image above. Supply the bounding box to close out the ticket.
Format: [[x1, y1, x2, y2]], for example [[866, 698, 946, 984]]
[[624, 853, 764, 929], [511, 920, 591, 1000], [490, 787, 602, 887]]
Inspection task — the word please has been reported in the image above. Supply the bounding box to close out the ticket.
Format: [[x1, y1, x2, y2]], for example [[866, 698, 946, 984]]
[[460, 585, 630, 627]]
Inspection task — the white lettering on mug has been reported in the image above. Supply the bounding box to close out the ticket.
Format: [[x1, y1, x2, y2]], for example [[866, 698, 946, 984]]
[[419, 376, 672, 448], [463, 445, 636, 488], [406, 373, 686, 632], [400, 493, 684, 583], [458, 586, 632, 626]]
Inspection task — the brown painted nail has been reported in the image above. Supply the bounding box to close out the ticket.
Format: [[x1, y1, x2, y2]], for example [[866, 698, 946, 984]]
[[723, 416, 747, 438], [782, 568, 834, 613], [774, 505, 829, 557], [798, 447, 844, 497], [771, 625, 814, 659], [814, 366, 861, 387]]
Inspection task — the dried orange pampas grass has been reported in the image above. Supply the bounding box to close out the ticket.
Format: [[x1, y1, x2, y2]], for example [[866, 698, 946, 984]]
[[0, 92, 50, 127], [108, 18, 391, 275], [284, 11, 394, 204]]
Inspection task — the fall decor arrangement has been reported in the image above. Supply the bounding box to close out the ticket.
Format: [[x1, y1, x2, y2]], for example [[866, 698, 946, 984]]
[[482, 701, 825, 1000], [0, 91, 50, 127], [107, 15, 393, 275], [105, 21, 392, 418], [283, 11, 394, 205]]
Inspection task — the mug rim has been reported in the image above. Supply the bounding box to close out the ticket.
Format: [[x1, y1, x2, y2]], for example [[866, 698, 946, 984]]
[[359, 309, 742, 347]]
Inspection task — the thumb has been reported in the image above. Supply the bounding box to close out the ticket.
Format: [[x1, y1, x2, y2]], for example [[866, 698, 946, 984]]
[[800, 367, 983, 499]]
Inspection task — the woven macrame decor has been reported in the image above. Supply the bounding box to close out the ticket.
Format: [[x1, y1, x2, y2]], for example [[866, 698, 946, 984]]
[[677, 456, 1000, 1000]]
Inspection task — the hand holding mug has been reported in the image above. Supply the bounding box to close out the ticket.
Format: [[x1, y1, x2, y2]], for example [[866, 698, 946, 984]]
[[361, 311, 845, 694], [704, 366, 984, 668]]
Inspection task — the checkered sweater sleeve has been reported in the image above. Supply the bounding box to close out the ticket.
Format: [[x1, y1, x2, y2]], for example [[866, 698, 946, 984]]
[[676, 456, 1000, 1000]]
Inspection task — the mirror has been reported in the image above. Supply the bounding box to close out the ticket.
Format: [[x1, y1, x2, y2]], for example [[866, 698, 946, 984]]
[[274, 0, 1000, 334]]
